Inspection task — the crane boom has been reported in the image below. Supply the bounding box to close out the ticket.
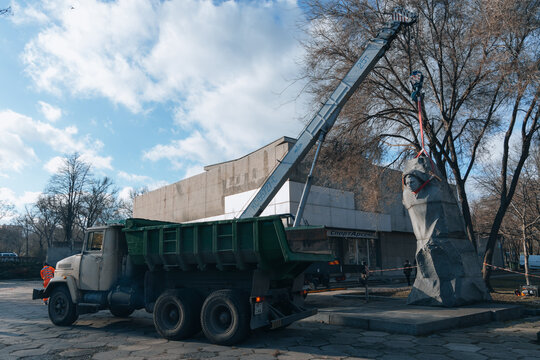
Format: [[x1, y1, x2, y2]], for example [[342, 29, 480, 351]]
[[240, 8, 417, 219]]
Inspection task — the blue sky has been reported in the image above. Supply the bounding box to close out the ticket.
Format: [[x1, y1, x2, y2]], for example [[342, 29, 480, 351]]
[[0, 0, 312, 217]]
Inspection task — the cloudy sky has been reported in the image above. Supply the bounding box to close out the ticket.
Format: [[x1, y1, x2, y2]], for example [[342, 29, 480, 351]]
[[0, 0, 313, 216]]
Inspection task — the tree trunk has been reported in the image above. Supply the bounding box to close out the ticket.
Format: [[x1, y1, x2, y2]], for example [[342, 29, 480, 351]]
[[455, 178, 478, 251], [522, 220, 530, 286], [482, 207, 507, 291]]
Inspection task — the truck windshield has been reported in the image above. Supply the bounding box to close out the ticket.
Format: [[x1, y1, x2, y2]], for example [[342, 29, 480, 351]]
[[86, 231, 104, 251]]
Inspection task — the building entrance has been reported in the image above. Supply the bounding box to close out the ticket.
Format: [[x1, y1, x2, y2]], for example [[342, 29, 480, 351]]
[[326, 229, 379, 271]]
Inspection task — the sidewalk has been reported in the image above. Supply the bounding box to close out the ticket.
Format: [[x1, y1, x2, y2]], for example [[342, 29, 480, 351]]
[[304, 287, 524, 336]]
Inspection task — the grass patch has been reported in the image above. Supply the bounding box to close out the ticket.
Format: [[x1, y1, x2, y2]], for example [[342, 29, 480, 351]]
[[382, 273, 540, 308], [490, 273, 540, 308]]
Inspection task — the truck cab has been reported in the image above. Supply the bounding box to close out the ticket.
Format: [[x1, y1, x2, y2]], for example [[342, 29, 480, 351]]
[[78, 225, 125, 291], [50, 224, 126, 294], [33, 224, 140, 326]]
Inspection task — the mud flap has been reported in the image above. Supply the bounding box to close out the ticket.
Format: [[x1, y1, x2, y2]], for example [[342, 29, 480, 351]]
[[270, 308, 317, 329]]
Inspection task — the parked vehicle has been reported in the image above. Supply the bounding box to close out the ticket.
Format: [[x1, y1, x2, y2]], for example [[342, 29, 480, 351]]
[[0, 252, 18, 262], [0, 252, 18, 257], [519, 254, 540, 269], [34, 215, 333, 344], [304, 260, 345, 288]]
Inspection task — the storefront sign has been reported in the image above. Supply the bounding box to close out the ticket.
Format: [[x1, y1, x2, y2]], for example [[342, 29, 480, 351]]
[[327, 229, 377, 239]]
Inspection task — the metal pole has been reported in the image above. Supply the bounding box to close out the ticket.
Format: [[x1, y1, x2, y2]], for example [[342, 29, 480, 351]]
[[367, 239, 370, 267], [355, 239, 359, 265], [293, 132, 326, 227]]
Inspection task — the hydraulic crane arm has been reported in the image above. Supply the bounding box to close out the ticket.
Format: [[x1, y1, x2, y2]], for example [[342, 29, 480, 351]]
[[240, 8, 417, 219]]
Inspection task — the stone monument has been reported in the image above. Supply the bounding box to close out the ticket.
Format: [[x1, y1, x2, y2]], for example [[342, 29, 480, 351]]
[[402, 156, 491, 306]]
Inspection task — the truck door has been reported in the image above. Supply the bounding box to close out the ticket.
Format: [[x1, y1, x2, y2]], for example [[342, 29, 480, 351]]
[[98, 228, 119, 291], [79, 230, 104, 290]]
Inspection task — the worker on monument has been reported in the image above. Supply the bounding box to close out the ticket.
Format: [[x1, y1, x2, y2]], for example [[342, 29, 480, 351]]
[[40, 262, 55, 305]]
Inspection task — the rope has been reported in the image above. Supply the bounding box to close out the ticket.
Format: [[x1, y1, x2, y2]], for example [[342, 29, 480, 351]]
[[483, 262, 540, 279], [414, 97, 429, 159], [367, 265, 417, 273]]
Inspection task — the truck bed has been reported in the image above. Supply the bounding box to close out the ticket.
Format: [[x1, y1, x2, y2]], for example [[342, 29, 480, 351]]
[[123, 215, 333, 280]]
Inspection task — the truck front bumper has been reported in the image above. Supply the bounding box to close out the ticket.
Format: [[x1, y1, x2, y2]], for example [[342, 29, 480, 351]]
[[32, 289, 45, 300]]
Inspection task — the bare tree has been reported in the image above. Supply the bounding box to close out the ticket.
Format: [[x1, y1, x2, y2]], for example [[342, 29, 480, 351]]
[[0, 225, 23, 255], [46, 153, 91, 250], [15, 215, 32, 256], [513, 179, 540, 286], [477, 145, 540, 285], [300, 0, 514, 251], [117, 186, 148, 218], [477, 0, 540, 288], [79, 177, 118, 230], [0, 199, 14, 222], [25, 196, 61, 252], [0, 6, 11, 16]]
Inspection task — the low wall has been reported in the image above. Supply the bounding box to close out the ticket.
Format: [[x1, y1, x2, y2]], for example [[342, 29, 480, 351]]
[[0, 257, 42, 280]]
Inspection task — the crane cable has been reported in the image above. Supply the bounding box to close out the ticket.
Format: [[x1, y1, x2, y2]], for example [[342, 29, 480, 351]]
[[415, 96, 428, 159], [403, 71, 439, 194], [409, 70, 429, 158]]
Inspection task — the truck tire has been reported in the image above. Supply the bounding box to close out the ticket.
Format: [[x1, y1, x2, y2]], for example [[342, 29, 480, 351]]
[[153, 290, 201, 340], [48, 286, 78, 326], [110, 305, 135, 318], [200, 289, 250, 345]]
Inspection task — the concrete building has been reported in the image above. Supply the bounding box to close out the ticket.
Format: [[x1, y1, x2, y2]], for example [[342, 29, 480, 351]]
[[134, 137, 419, 275]]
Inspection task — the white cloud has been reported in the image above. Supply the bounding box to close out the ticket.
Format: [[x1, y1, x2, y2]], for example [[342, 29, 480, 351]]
[[43, 156, 64, 174], [0, 187, 41, 222], [79, 152, 113, 171], [117, 171, 152, 184], [38, 101, 62, 122], [143, 130, 214, 168], [477, 131, 522, 166], [118, 186, 133, 202], [22, 0, 159, 112], [183, 165, 205, 179], [0, 110, 112, 175], [10, 2, 49, 25], [148, 180, 169, 191], [118, 179, 168, 202], [20, 0, 310, 170]]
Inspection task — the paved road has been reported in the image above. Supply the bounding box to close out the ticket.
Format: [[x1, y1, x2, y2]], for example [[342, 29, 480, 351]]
[[1, 280, 539, 360]]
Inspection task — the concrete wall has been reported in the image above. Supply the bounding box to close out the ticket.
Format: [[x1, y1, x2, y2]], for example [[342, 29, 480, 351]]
[[175, 180, 402, 234]]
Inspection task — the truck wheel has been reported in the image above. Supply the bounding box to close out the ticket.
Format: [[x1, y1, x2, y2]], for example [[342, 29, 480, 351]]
[[200, 290, 250, 345], [48, 286, 78, 326], [153, 290, 201, 340], [110, 305, 135, 318]]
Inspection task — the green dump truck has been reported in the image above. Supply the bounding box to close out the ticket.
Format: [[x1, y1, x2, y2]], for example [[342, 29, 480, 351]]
[[33, 215, 332, 345]]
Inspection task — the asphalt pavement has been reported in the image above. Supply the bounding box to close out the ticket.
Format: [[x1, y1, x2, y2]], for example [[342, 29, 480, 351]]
[[1, 280, 539, 360]]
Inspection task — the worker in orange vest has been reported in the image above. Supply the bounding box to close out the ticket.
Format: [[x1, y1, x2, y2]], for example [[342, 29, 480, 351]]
[[40, 262, 55, 305]]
